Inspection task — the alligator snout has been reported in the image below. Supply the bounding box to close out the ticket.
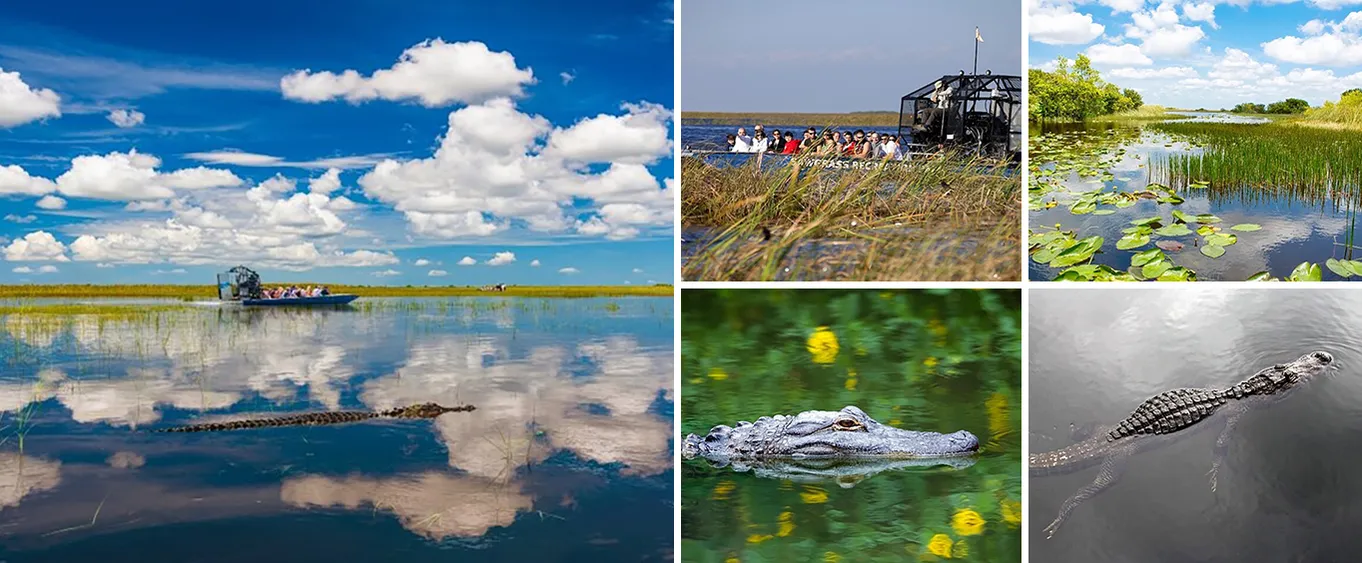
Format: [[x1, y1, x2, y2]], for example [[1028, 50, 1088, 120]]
[[1312, 351, 1334, 365], [949, 430, 981, 452]]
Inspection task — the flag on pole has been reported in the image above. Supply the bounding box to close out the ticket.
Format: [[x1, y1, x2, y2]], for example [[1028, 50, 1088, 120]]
[[976, 27, 983, 43]]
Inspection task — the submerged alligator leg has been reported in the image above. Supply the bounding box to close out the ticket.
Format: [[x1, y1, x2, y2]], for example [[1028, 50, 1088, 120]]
[[1044, 441, 1136, 539], [1208, 401, 1249, 493]]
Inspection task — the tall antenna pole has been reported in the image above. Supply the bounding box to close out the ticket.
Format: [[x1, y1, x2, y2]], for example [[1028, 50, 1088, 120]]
[[973, 26, 981, 75]]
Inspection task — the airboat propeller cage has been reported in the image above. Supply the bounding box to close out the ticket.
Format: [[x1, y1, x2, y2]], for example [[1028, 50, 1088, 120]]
[[217, 265, 263, 300], [899, 73, 1022, 160]]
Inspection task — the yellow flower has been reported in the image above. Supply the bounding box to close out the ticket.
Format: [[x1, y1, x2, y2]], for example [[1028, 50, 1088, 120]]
[[823, 552, 843, 563], [800, 485, 829, 504], [746, 534, 773, 544], [926, 534, 953, 558], [777, 511, 795, 537], [711, 480, 736, 501], [724, 557, 740, 563], [807, 326, 839, 364], [708, 367, 728, 381], [923, 356, 939, 369], [1001, 499, 1021, 526], [844, 369, 858, 391], [951, 508, 985, 536]]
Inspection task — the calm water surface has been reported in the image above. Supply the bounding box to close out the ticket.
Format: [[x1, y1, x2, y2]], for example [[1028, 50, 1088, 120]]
[[681, 290, 1021, 562], [1029, 113, 1361, 281], [1030, 288, 1362, 561], [0, 297, 673, 562]]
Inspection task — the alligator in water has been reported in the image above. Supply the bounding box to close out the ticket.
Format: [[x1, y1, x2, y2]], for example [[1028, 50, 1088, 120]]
[[1031, 351, 1335, 538], [154, 403, 475, 432], [682, 405, 980, 464]]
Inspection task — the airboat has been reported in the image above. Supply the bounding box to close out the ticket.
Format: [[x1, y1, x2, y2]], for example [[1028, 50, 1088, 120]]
[[680, 70, 1021, 176], [216, 266, 358, 306]]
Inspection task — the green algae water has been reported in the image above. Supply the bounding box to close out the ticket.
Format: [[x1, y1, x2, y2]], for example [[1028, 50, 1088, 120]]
[[680, 289, 1022, 562], [0, 297, 673, 562]]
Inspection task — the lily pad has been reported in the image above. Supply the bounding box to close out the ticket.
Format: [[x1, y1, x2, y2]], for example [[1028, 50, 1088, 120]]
[[1171, 210, 1192, 223], [1070, 201, 1097, 215], [1196, 225, 1217, 236], [1130, 216, 1163, 227], [1246, 271, 1274, 281], [1288, 262, 1323, 282], [1157, 267, 1197, 281], [1117, 233, 1151, 250], [1193, 214, 1222, 224], [1050, 236, 1104, 268], [1093, 209, 1116, 215], [1205, 233, 1237, 247], [1155, 224, 1193, 237], [1142, 259, 1173, 279], [1155, 240, 1185, 252], [1200, 244, 1226, 258], [1230, 224, 1262, 232], [1130, 248, 1164, 267], [1326, 258, 1354, 278]]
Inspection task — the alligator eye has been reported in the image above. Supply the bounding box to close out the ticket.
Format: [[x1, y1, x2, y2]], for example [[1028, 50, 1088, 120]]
[[833, 419, 862, 430]]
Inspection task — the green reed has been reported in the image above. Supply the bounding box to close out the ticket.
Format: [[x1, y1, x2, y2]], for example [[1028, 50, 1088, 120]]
[[681, 151, 1020, 281]]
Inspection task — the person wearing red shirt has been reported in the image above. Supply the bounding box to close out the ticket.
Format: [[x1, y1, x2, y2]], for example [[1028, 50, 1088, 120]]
[[781, 132, 799, 154]]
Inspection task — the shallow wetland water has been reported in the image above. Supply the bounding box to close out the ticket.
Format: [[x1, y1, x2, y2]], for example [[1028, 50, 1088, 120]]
[[0, 297, 673, 562]]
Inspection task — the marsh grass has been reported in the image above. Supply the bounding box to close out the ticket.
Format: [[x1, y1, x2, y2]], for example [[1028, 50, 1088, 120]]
[[1150, 122, 1362, 206], [1089, 105, 1182, 122], [681, 151, 1020, 280], [682, 111, 900, 127], [0, 285, 672, 299]]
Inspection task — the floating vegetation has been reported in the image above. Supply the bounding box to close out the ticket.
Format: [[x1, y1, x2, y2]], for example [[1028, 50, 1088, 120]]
[[1029, 115, 1362, 281], [683, 150, 1020, 281]]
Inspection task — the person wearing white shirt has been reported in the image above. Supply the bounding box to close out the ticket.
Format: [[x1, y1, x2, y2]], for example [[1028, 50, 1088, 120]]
[[733, 127, 753, 152], [751, 131, 769, 153], [882, 135, 899, 160]]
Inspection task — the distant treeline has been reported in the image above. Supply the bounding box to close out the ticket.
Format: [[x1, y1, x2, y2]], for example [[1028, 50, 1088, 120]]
[[0, 284, 674, 299], [1230, 98, 1309, 115], [681, 112, 899, 127], [1028, 55, 1143, 121]]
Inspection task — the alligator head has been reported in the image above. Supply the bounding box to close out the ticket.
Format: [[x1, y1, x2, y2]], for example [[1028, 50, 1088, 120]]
[[1232, 351, 1335, 397], [682, 405, 979, 462], [386, 402, 477, 418]]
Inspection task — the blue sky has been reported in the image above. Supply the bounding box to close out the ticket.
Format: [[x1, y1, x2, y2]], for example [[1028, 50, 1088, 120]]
[[681, 0, 1022, 113], [1029, 0, 1362, 109], [0, 0, 675, 286]]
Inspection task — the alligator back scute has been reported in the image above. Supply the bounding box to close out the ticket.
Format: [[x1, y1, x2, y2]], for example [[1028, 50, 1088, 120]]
[[154, 403, 473, 433], [1106, 388, 1229, 441]]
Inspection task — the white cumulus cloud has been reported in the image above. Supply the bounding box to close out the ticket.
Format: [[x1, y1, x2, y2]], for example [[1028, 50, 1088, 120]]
[[558, 267, 579, 274], [486, 252, 515, 266], [530, 259, 541, 267], [4, 231, 69, 262], [428, 269, 447, 277], [457, 256, 477, 266], [1086, 43, 1153, 66], [281, 39, 535, 107], [1030, 2, 1105, 44], [35, 195, 66, 210], [107, 109, 146, 128], [0, 67, 60, 128]]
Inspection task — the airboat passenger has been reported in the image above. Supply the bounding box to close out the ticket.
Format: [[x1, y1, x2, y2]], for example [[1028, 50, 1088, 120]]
[[751, 130, 769, 153], [780, 132, 799, 154], [818, 131, 839, 156], [769, 129, 784, 153], [868, 132, 882, 157], [853, 130, 871, 159], [725, 133, 736, 152], [882, 134, 901, 160], [734, 127, 753, 152], [320, 286, 330, 296]]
